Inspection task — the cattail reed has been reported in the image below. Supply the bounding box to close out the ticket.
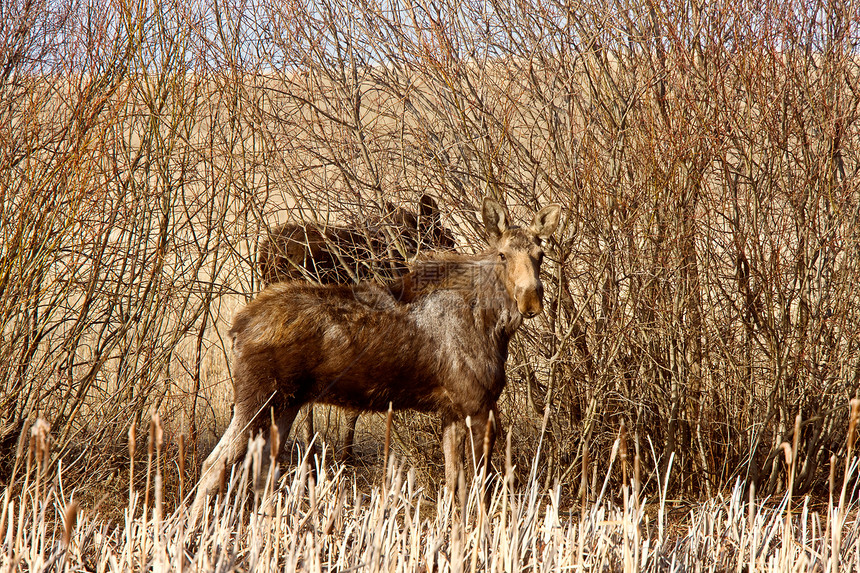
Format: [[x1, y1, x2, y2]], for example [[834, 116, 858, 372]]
[[269, 410, 280, 492], [153, 413, 164, 526], [22, 432, 34, 510], [62, 500, 79, 548], [473, 410, 495, 573], [269, 409, 280, 468], [62, 499, 79, 567], [0, 489, 7, 554], [505, 427, 513, 489], [619, 419, 631, 570], [503, 427, 513, 534], [781, 442, 794, 554], [829, 453, 836, 510], [619, 419, 628, 488], [153, 413, 164, 477], [748, 479, 756, 573], [785, 414, 801, 541], [826, 453, 836, 569], [31, 419, 50, 506], [791, 413, 801, 475], [581, 436, 589, 515], [383, 402, 393, 487], [145, 415, 155, 513], [218, 464, 227, 502], [633, 432, 641, 506], [836, 400, 860, 531], [178, 433, 186, 503], [11, 424, 860, 570], [323, 487, 346, 536], [128, 423, 136, 505], [458, 468, 467, 525], [303, 471, 319, 534], [848, 399, 859, 461], [482, 411, 494, 482], [833, 400, 860, 571]]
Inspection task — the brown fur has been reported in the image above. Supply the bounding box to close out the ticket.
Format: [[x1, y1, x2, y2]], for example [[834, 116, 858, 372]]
[[191, 198, 560, 518], [258, 194, 455, 285]]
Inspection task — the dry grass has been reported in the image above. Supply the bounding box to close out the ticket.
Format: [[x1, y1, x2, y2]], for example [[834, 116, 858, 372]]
[[3, 416, 860, 572]]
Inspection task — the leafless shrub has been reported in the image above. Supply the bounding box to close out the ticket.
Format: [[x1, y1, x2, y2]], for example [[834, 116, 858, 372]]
[[1, 0, 859, 504]]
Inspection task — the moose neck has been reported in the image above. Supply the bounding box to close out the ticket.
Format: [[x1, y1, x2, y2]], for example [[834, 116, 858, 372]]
[[478, 252, 524, 338], [404, 252, 524, 349]]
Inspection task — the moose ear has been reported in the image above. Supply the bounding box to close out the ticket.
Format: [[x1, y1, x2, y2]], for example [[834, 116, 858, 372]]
[[530, 204, 561, 240], [419, 194, 441, 227], [482, 198, 508, 243]]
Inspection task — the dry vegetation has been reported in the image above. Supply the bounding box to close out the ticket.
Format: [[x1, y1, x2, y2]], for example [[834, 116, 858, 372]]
[[2, 0, 860, 568], [5, 414, 860, 572]]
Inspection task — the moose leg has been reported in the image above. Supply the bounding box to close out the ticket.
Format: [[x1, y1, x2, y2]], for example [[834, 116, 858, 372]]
[[191, 401, 300, 522], [271, 404, 302, 469], [442, 417, 467, 496], [342, 411, 359, 462], [190, 413, 250, 520], [466, 408, 497, 499], [300, 405, 318, 458]]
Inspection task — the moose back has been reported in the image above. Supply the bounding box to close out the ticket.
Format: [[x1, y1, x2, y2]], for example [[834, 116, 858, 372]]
[[258, 194, 455, 285]]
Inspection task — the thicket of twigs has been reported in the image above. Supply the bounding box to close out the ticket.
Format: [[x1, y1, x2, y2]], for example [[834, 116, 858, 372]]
[[1, 0, 859, 507]]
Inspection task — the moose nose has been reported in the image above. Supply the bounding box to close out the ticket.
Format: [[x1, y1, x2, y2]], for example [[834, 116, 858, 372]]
[[516, 285, 543, 318]]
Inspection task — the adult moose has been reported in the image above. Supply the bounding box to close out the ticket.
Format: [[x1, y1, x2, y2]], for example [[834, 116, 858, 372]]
[[257, 195, 456, 459], [191, 198, 560, 517]]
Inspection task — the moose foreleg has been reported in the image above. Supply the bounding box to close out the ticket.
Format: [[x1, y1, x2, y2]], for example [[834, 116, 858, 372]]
[[299, 405, 319, 459], [190, 415, 247, 522], [190, 403, 300, 523], [342, 411, 359, 462], [466, 408, 497, 481], [442, 418, 467, 497]]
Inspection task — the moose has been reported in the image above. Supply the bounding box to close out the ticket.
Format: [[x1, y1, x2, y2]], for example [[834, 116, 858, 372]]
[[191, 198, 560, 517], [257, 195, 456, 459]]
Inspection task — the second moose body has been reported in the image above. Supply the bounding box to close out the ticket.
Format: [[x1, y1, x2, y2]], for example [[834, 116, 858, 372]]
[[258, 194, 455, 285], [191, 198, 560, 516]]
